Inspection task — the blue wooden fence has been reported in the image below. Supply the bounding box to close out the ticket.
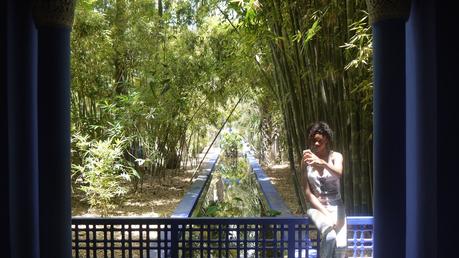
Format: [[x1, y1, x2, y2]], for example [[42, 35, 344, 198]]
[[72, 216, 373, 258]]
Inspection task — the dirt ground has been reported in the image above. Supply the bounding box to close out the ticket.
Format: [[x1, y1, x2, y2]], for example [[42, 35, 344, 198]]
[[262, 163, 304, 216], [72, 169, 195, 217], [72, 161, 302, 217]]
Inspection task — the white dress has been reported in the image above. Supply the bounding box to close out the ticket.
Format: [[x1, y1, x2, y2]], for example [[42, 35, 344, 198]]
[[305, 151, 347, 257]]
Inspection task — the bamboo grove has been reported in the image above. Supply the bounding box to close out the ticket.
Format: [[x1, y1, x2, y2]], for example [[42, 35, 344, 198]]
[[70, 0, 373, 215], [230, 0, 373, 215], [70, 0, 260, 213]]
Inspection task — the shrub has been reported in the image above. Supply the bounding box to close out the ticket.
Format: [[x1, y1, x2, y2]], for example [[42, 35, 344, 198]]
[[72, 134, 139, 216]]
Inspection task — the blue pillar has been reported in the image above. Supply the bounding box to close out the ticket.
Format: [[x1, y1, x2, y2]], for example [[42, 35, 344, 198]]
[[1, 1, 11, 257], [405, 1, 437, 257], [372, 19, 406, 258], [33, 1, 75, 257], [7, 0, 40, 257], [436, 3, 458, 257], [36, 27, 72, 258], [367, 1, 411, 257]]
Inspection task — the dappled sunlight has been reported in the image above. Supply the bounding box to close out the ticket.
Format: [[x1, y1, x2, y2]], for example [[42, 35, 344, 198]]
[[266, 177, 281, 185], [150, 198, 181, 206], [268, 163, 290, 170]]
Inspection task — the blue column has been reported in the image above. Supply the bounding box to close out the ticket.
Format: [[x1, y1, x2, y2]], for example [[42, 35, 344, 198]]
[[1, 1, 11, 257], [436, 3, 458, 257], [372, 19, 406, 258], [36, 26, 72, 258], [33, 1, 75, 256], [7, 0, 40, 257], [405, 0, 437, 257]]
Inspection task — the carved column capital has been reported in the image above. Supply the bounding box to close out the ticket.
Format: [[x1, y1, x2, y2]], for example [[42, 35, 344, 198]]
[[33, 0, 76, 28], [366, 0, 411, 25]]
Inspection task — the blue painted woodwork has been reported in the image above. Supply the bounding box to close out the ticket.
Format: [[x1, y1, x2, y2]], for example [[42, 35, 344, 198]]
[[247, 153, 293, 217], [405, 1, 437, 257], [172, 150, 220, 218], [37, 26, 73, 258], [71, 216, 373, 258], [372, 19, 406, 258], [6, 1, 40, 257]]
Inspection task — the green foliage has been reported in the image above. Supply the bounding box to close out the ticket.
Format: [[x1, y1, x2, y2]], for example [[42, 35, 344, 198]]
[[70, 0, 260, 182], [199, 157, 268, 217], [266, 209, 282, 217], [341, 11, 373, 111], [72, 133, 139, 216], [70, 0, 374, 216], [228, 0, 374, 214], [220, 131, 243, 157], [342, 12, 373, 71], [218, 156, 249, 181]]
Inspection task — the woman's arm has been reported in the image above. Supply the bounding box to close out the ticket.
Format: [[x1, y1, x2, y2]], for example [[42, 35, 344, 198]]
[[304, 150, 343, 178]]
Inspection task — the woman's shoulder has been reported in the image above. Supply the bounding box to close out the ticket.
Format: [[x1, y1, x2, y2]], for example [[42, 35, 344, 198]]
[[330, 150, 343, 159]]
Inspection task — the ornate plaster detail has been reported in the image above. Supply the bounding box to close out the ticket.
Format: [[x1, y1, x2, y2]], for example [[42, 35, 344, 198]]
[[33, 0, 76, 28], [366, 0, 411, 25]]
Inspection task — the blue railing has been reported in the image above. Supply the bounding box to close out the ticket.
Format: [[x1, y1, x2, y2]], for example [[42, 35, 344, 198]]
[[246, 153, 293, 217], [172, 149, 220, 218], [72, 216, 373, 258], [347, 216, 373, 258], [74, 148, 373, 257]]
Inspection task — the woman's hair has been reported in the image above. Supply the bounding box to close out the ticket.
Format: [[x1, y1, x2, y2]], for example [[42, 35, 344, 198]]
[[307, 121, 334, 149]]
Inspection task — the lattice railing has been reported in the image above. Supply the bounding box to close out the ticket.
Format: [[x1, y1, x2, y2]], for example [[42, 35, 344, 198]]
[[72, 216, 373, 258], [347, 216, 373, 258]]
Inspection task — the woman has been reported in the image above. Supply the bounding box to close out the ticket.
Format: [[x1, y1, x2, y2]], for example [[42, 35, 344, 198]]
[[302, 122, 347, 258]]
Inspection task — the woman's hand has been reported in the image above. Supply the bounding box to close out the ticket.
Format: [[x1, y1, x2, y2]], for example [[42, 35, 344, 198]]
[[303, 149, 325, 168]]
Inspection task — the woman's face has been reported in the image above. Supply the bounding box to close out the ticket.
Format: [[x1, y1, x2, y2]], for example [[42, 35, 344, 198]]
[[311, 133, 328, 154]]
